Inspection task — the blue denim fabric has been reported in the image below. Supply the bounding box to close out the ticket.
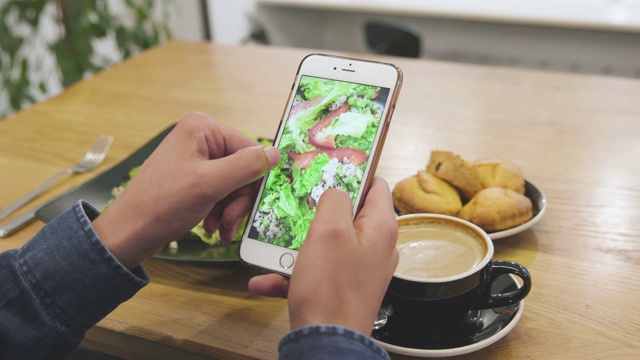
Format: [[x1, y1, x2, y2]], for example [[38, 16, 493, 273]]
[[0, 201, 148, 360], [279, 325, 390, 360], [0, 201, 388, 360]]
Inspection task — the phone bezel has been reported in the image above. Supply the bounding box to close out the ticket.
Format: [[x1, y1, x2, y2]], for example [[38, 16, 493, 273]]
[[239, 53, 403, 276]]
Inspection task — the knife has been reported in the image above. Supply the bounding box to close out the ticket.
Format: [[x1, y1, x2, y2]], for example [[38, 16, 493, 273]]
[[0, 208, 37, 238]]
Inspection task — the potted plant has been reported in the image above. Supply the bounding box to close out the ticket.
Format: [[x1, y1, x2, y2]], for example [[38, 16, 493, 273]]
[[0, 0, 172, 119]]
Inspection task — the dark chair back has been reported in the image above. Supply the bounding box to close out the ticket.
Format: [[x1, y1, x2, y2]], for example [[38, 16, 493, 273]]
[[365, 21, 421, 58]]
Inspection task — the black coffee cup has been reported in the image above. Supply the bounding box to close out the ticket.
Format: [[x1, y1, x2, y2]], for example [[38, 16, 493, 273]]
[[387, 214, 531, 329]]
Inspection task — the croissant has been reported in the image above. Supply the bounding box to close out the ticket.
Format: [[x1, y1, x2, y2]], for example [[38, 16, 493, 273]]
[[392, 170, 462, 216], [458, 187, 532, 232]]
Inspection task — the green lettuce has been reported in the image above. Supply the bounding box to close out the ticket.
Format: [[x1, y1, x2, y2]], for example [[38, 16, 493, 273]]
[[335, 117, 380, 154], [320, 112, 373, 138], [276, 185, 301, 218], [286, 81, 357, 153], [292, 153, 330, 196], [299, 77, 337, 99]]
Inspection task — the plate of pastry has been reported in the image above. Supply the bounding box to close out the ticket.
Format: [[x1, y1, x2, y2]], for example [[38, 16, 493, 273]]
[[392, 150, 546, 240]]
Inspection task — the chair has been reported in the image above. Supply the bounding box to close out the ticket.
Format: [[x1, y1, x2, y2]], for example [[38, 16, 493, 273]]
[[364, 21, 421, 58]]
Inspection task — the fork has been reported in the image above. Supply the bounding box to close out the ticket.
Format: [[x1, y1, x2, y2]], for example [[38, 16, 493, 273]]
[[0, 135, 113, 222]]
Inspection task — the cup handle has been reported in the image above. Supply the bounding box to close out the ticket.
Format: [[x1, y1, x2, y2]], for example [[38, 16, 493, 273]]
[[473, 260, 532, 309]]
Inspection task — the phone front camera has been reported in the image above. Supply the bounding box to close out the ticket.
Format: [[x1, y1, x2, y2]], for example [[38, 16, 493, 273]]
[[333, 67, 337, 70]]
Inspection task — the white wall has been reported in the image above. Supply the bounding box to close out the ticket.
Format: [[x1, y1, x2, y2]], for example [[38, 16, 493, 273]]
[[159, 0, 263, 43], [166, 0, 261, 43], [256, 3, 640, 78], [169, 0, 205, 41], [208, 0, 258, 44]]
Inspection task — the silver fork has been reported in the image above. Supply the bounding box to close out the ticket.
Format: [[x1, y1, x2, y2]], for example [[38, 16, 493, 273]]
[[0, 135, 114, 222]]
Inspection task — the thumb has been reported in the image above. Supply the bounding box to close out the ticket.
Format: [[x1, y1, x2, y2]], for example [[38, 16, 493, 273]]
[[208, 145, 281, 195], [248, 273, 290, 298]]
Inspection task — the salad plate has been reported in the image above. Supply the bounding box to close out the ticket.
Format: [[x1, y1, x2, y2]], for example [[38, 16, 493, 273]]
[[372, 274, 524, 357], [35, 124, 256, 262], [395, 180, 546, 240]]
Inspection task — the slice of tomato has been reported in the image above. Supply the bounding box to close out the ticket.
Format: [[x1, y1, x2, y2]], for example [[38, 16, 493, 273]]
[[309, 103, 350, 149], [289, 148, 367, 170], [288, 97, 325, 119]]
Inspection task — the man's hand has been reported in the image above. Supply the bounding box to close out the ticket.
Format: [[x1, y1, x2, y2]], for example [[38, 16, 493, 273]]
[[93, 112, 280, 269], [249, 177, 399, 336]]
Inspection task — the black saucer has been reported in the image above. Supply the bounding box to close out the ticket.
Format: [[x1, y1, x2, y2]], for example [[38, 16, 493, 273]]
[[372, 275, 523, 357]]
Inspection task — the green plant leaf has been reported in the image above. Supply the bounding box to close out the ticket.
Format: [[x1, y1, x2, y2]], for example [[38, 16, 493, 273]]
[[0, 0, 173, 118]]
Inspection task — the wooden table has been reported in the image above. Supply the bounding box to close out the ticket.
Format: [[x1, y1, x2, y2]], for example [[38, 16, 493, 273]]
[[1, 41, 639, 359]]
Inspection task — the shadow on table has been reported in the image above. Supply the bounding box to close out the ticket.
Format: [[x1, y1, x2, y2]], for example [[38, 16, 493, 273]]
[[492, 228, 540, 269], [67, 347, 123, 360]]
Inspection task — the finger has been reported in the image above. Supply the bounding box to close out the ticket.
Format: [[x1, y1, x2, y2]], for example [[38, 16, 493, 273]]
[[205, 145, 280, 197], [248, 274, 290, 298], [203, 177, 256, 238], [218, 191, 253, 243], [301, 189, 354, 254], [353, 177, 398, 246], [175, 112, 261, 158], [363, 177, 394, 211], [315, 188, 354, 223], [220, 186, 254, 229], [354, 176, 396, 229], [204, 118, 263, 157], [203, 202, 224, 235]]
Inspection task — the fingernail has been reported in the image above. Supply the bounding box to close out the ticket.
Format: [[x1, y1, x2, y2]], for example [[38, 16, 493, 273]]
[[262, 146, 280, 167]]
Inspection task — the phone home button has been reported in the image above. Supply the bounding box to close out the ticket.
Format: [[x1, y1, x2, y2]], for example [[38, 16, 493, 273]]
[[279, 253, 295, 269]]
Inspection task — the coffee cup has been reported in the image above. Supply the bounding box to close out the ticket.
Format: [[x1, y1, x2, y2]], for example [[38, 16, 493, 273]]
[[386, 214, 531, 329]]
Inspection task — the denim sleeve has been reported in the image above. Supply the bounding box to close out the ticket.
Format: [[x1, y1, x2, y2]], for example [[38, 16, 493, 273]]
[[279, 325, 390, 360], [0, 201, 149, 360]]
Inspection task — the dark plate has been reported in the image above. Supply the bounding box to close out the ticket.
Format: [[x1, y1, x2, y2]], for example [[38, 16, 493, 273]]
[[36, 125, 175, 222], [35, 124, 243, 262], [155, 235, 240, 262], [372, 274, 524, 357]]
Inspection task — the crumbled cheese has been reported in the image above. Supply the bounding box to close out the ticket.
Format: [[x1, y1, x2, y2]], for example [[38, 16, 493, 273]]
[[310, 157, 361, 204], [329, 95, 347, 111], [168, 241, 179, 253], [253, 210, 285, 240]]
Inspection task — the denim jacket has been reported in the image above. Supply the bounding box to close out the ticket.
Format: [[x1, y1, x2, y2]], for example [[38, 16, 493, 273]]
[[0, 201, 389, 360]]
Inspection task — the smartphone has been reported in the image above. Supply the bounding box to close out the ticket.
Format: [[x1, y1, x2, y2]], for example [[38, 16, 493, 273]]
[[239, 53, 403, 275]]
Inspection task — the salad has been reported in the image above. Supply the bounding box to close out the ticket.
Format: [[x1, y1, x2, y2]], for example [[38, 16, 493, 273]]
[[248, 76, 389, 250]]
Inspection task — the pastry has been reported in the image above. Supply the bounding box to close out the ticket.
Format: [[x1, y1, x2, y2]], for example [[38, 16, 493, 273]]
[[426, 150, 483, 200], [458, 187, 533, 232], [393, 171, 463, 216], [475, 159, 526, 194]]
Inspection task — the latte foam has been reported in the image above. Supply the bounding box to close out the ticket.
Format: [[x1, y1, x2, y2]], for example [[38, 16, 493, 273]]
[[395, 225, 486, 279]]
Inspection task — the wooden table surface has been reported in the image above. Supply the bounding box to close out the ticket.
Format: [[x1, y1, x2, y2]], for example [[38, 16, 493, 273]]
[[1, 41, 639, 359]]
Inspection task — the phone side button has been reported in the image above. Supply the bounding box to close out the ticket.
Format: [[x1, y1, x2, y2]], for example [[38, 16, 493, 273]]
[[279, 253, 295, 269]]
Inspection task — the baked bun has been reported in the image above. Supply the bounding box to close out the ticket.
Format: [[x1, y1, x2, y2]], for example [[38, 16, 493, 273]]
[[393, 171, 462, 216], [458, 187, 533, 232], [426, 150, 483, 200], [475, 159, 525, 194]]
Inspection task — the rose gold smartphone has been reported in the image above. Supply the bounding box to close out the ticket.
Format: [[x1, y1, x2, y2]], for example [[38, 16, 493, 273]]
[[239, 53, 403, 276]]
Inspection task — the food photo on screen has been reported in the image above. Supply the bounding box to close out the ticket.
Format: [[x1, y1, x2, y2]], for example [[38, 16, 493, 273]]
[[248, 76, 390, 250]]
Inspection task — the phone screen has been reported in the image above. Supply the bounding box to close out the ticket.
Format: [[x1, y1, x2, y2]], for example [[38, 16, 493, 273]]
[[247, 75, 391, 250]]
